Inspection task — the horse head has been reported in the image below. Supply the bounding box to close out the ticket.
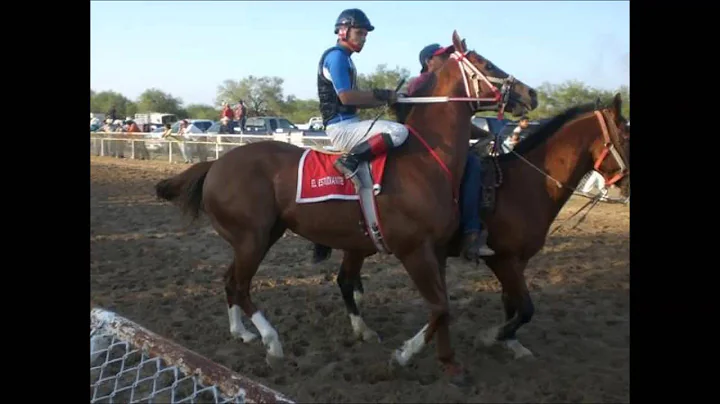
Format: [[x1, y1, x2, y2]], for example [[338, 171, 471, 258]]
[[435, 30, 538, 116], [591, 93, 630, 198]]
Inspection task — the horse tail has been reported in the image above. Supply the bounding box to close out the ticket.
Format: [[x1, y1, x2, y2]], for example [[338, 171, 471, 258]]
[[155, 161, 214, 220]]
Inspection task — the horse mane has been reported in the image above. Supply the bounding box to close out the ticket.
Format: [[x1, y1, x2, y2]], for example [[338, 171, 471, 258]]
[[497, 102, 598, 162], [390, 73, 438, 124]]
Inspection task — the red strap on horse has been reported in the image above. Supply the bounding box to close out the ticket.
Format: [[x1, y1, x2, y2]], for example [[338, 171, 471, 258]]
[[404, 124, 458, 205]]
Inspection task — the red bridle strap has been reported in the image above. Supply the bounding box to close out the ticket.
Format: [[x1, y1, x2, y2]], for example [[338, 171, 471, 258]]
[[405, 124, 458, 205]]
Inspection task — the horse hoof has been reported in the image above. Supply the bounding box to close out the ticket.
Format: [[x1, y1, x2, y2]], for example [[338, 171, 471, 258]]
[[476, 326, 499, 348], [505, 339, 534, 360], [265, 353, 284, 369], [232, 331, 258, 344], [390, 349, 410, 367], [360, 329, 381, 343], [444, 363, 469, 388]]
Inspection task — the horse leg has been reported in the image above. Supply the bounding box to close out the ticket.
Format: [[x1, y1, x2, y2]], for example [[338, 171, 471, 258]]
[[224, 259, 258, 343], [336, 250, 378, 342], [391, 241, 464, 382], [352, 270, 365, 306], [228, 221, 287, 364], [480, 255, 535, 359], [224, 221, 286, 345]]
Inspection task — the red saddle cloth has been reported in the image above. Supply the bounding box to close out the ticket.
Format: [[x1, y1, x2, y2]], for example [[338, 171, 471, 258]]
[[295, 148, 388, 203]]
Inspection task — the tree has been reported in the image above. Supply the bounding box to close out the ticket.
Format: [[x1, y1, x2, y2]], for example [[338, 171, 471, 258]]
[[185, 104, 220, 120], [216, 76, 286, 117], [90, 90, 134, 118], [281, 97, 320, 124], [135, 88, 185, 116]]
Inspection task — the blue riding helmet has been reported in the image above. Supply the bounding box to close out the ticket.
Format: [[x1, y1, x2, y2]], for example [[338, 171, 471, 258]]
[[419, 43, 448, 72], [334, 8, 375, 33]]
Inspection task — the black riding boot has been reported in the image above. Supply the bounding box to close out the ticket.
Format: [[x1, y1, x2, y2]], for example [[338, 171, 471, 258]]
[[334, 133, 394, 189]]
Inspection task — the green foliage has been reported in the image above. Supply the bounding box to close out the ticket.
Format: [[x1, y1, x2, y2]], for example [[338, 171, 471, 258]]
[[185, 104, 220, 120], [216, 76, 286, 117], [91, 72, 629, 125]]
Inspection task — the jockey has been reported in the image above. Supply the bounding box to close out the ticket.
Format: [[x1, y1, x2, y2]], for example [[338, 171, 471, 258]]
[[407, 43, 495, 259], [318, 8, 409, 188]]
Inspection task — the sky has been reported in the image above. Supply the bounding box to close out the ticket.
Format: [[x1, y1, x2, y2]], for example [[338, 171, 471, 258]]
[[90, 1, 629, 107]]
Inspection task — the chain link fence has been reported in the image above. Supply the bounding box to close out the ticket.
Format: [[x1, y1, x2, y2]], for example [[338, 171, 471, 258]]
[[90, 307, 294, 404]]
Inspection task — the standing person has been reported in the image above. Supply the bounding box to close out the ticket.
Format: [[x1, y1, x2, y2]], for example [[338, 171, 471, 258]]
[[234, 100, 247, 132]]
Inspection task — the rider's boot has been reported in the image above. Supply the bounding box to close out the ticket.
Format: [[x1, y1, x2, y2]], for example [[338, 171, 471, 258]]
[[460, 153, 495, 261], [334, 133, 394, 189], [311, 243, 332, 264]]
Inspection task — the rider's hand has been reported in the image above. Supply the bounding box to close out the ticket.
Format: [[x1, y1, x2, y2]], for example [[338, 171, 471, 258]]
[[372, 88, 396, 105], [387, 90, 398, 105]]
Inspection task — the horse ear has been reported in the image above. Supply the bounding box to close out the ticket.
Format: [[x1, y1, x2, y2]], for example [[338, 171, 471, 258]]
[[612, 93, 623, 116], [452, 30, 465, 52]]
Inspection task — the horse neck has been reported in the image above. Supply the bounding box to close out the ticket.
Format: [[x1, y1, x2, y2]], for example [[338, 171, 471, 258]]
[[406, 71, 472, 191], [505, 114, 602, 222]]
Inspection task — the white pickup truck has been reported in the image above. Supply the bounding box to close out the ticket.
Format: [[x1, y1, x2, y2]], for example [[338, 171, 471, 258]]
[[295, 116, 324, 131]]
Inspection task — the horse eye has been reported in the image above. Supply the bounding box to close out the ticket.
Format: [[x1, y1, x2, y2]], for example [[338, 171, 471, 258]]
[[486, 62, 494, 70]]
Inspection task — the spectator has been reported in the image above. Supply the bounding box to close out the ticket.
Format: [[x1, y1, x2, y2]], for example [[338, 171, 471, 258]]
[[234, 100, 247, 132], [106, 105, 117, 122], [126, 120, 150, 160], [162, 123, 191, 164], [502, 116, 530, 152], [111, 119, 125, 158]]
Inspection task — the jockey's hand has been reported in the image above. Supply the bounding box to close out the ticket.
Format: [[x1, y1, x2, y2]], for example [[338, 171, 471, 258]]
[[372, 88, 397, 105]]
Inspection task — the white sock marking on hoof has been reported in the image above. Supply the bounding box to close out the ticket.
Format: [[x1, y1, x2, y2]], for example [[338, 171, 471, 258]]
[[251, 311, 283, 359], [392, 323, 429, 367], [228, 305, 258, 343], [353, 290, 363, 305], [349, 314, 378, 342], [505, 339, 534, 359], [481, 325, 500, 347]]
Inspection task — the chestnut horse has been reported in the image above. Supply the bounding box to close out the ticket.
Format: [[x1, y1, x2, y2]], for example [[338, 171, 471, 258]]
[[339, 93, 630, 361], [155, 31, 537, 383]]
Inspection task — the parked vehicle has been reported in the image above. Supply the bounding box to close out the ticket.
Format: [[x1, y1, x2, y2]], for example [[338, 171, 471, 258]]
[[296, 116, 324, 131], [471, 116, 511, 135], [145, 119, 214, 151]]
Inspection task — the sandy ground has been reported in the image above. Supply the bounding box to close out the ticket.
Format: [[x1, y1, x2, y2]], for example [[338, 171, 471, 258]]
[[90, 156, 629, 403]]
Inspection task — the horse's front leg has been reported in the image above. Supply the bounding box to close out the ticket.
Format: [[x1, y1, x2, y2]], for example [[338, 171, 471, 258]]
[[480, 255, 535, 359], [392, 240, 466, 385], [337, 250, 379, 342]]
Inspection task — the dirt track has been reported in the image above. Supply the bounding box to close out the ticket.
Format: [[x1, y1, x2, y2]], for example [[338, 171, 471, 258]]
[[90, 156, 629, 403]]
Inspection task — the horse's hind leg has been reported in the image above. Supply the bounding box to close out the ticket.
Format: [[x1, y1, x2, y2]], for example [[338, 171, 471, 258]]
[[227, 220, 287, 364], [224, 221, 286, 345], [225, 260, 258, 343], [480, 255, 535, 359], [337, 250, 378, 342]]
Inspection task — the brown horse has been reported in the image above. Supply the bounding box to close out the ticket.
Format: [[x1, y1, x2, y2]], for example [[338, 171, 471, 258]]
[[339, 93, 631, 361], [154, 30, 537, 383]]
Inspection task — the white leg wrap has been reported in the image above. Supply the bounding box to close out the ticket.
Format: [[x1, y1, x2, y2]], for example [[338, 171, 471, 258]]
[[227, 305, 258, 343], [349, 314, 379, 342], [251, 311, 283, 359], [353, 290, 363, 305], [392, 323, 429, 366]]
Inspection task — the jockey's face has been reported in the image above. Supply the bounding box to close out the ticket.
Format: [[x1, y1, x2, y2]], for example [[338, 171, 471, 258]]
[[345, 27, 368, 52], [427, 54, 448, 73]]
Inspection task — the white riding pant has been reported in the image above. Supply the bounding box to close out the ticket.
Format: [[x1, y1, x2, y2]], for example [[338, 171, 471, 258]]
[[325, 117, 408, 152]]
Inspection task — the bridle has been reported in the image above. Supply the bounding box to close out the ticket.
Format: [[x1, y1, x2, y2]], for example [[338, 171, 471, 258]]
[[396, 50, 517, 119], [592, 110, 629, 186]]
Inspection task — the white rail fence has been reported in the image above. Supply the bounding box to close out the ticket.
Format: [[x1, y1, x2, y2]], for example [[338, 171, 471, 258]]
[[89, 131, 622, 202], [90, 307, 295, 404]]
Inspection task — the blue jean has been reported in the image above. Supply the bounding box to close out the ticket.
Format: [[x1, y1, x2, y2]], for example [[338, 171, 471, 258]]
[[460, 153, 483, 234]]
